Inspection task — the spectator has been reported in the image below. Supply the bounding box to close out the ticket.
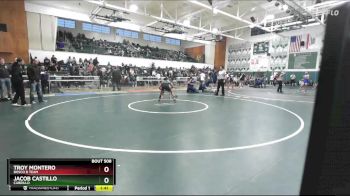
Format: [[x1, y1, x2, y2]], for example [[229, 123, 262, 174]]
[[129, 71, 136, 87], [10, 58, 30, 106], [87, 62, 94, 75], [41, 66, 49, 94], [0, 57, 12, 101], [27, 59, 45, 104], [290, 73, 296, 86], [43, 57, 50, 67], [51, 55, 57, 64], [93, 57, 99, 66], [198, 71, 206, 92], [276, 71, 285, 93], [97, 68, 103, 89], [212, 70, 218, 84], [187, 76, 198, 93], [72, 57, 77, 65], [239, 73, 246, 88], [112, 66, 122, 91]]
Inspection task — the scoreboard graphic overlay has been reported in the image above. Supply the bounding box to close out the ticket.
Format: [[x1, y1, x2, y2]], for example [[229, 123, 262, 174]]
[[7, 158, 116, 191]]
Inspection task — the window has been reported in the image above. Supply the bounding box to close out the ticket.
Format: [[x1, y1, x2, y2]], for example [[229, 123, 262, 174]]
[[143, 33, 149, 40], [58, 18, 76, 29], [165, 38, 181, 45], [82, 22, 110, 34], [92, 24, 101, 32], [132, 31, 138, 39], [0, 23, 7, 32], [144, 34, 162, 43], [82, 23, 92, 31], [101, 26, 110, 34], [116, 29, 139, 39]]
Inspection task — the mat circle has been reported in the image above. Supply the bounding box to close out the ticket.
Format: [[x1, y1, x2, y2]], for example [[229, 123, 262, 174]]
[[128, 99, 209, 114]]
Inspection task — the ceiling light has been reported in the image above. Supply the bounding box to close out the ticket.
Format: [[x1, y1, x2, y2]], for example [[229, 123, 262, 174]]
[[265, 14, 275, 20], [213, 8, 218, 15], [212, 27, 218, 34], [251, 7, 256, 11], [302, 22, 320, 27], [183, 19, 190, 26], [282, 4, 288, 10], [129, 4, 138, 12], [249, 24, 255, 28]]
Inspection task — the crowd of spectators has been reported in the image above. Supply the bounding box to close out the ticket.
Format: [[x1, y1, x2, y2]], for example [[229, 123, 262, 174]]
[[41, 55, 215, 89], [56, 31, 197, 62], [1, 53, 316, 107]]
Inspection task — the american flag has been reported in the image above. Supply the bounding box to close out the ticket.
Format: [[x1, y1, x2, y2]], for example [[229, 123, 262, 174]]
[[290, 35, 302, 53], [306, 34, 310, 49], [304, 33, 316, 50]]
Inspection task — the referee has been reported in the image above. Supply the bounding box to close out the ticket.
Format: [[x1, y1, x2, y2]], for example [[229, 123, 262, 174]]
[[215, 66, 226, 96]]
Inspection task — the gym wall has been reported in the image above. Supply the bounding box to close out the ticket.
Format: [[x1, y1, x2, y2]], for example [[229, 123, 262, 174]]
[[225, 25, 325, 72], [0, 0, 29, 62]]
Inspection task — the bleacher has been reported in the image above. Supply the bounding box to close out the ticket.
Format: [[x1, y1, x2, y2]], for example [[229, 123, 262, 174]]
[[56, 31, 197, 63]]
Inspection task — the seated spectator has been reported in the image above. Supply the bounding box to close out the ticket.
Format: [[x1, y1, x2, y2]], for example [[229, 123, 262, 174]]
[[187, 76, 198, 93], [0, 57, 12, 101], [43, 57, 50, 67], [51, 55, 57, 64]]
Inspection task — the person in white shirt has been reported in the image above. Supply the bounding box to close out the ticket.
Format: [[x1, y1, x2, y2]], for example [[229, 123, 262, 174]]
[[290, 73, 296, 86], [276, 71, 285, 93], [270, 74, 275, 85], [233, 75, 239, 87], [300, 72, 310, 93], [215, 66, 226, 96], [199, 71, 206, 92]]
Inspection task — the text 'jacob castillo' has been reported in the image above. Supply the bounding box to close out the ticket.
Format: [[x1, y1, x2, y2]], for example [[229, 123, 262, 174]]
[[13, 176, 58, 185], [12, 165, 56, 174]]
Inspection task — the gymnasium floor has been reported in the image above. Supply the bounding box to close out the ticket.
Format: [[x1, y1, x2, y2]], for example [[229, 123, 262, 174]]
[[0, 86, 316, 195]]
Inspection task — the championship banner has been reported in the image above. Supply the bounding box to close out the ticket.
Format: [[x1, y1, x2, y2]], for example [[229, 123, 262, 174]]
[[253, 41, 269, 54]]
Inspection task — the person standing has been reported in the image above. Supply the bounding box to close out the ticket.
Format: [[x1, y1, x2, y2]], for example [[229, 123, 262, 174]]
[[27, 59, 44, 104], [276, 71, 285, 93], [300, 72, 310, 93], [215, 66, 226, 96], [112, 66, 122, 91], [199, 71, 206, 92], [10, 58, 30, 106], [290, 73, 296, 87], [239, 73, 246, 88], [158, 77, 176, 103], [0, 57, 12, 101]]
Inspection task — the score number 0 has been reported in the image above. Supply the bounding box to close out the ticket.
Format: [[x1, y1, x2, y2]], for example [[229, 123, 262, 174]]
[[103, 166, 110, 184]]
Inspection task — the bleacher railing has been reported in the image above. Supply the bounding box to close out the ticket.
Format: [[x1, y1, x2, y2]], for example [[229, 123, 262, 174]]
[[20, 75, 190, 92], [136, 76, 190, 87]]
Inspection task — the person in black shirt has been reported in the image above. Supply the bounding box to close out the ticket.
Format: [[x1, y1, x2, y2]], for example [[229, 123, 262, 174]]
[[0, 57, 12, 101], [93, 57, 99, 66], [97, 67, 103, 89], [112, 66, 122, 91], [27, 59, 44, 104], [43, 57, 50, 67], [10, 58, 30, 106], [51, 55, 57, 64]]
